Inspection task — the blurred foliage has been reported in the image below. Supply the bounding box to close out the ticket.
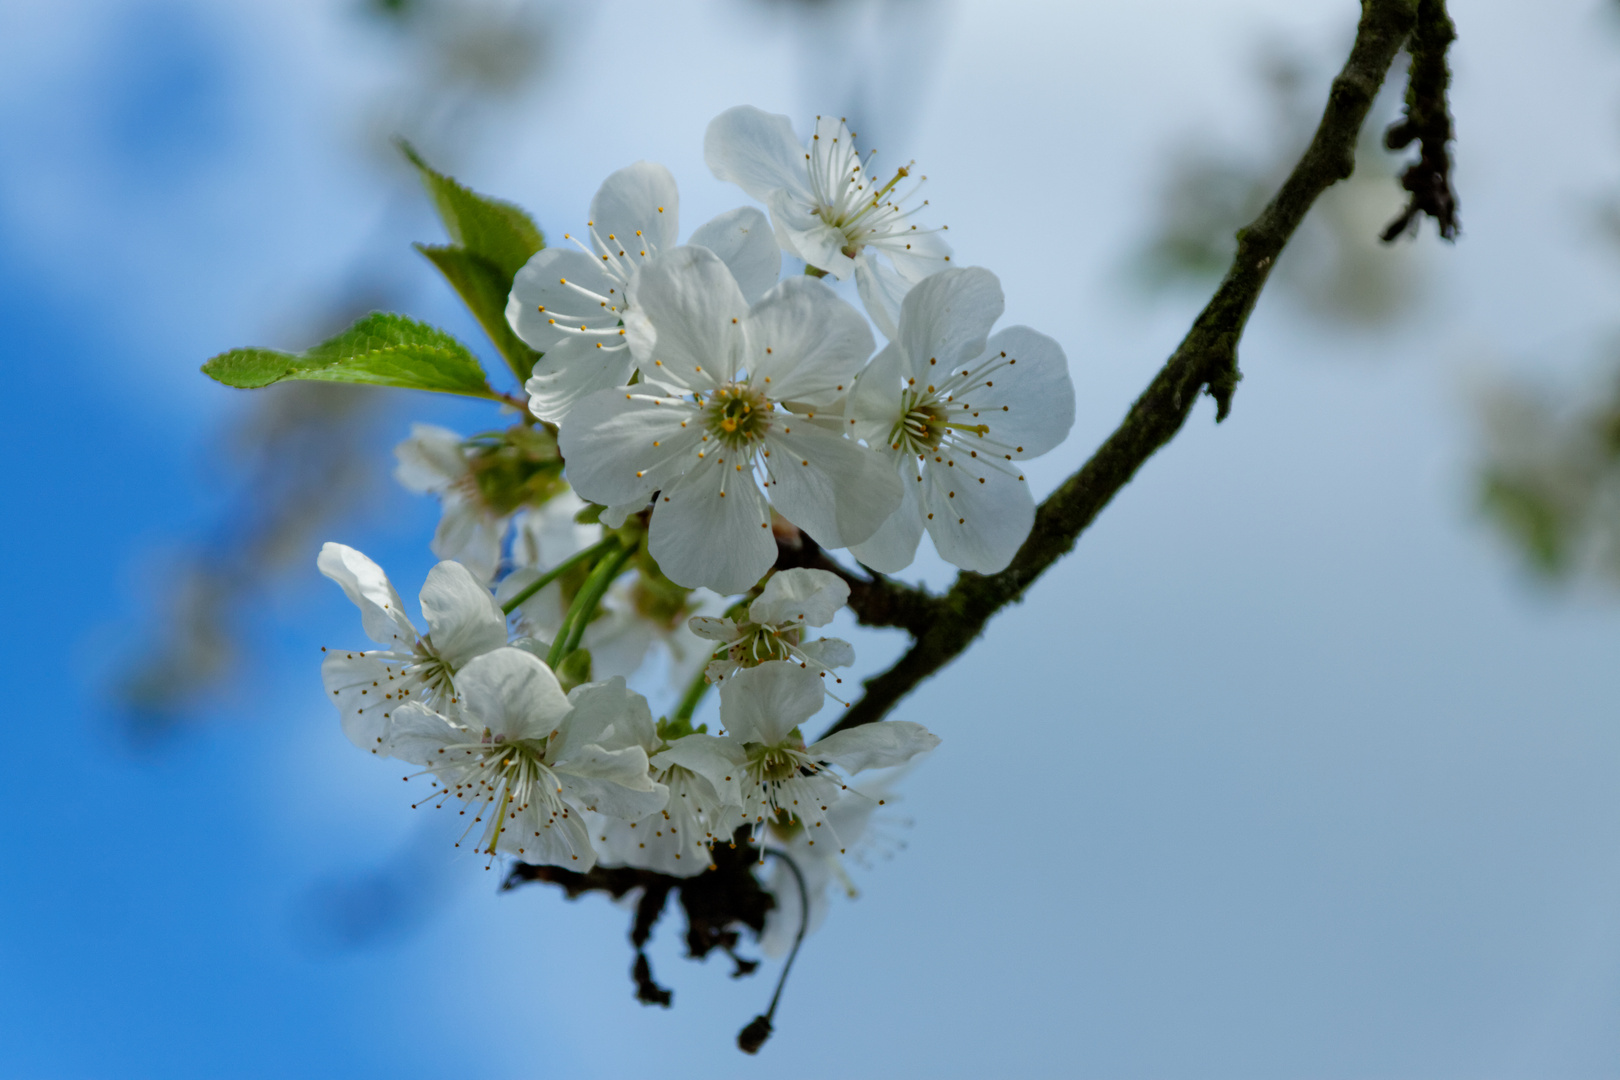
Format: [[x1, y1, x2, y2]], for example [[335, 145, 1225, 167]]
[[1470, 8, 1620, 586], [114, 1, 553, 738], [1136, 43, 1425, 327], [1475, 350, 1620, 583]]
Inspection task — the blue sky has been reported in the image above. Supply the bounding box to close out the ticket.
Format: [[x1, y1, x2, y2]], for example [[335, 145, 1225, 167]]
[[4, 0, 1620, 1076]]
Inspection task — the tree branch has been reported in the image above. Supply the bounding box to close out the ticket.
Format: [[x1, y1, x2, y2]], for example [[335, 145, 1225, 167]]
[[772, 531, 944, 634], [822, 0, 1423, 737]]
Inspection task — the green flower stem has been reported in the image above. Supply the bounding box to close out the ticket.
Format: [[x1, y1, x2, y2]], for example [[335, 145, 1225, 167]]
[[500, 536, 618, 615], [548, 542, 635, 668]]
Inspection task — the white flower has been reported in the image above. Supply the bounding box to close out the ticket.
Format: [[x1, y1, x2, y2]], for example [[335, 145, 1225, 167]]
[[559, 245, 903, 595], [845, 267, 1075, 574], [718, 662, 937, 850], [579, 695, 748, 877], [389, 649, 668, 869], [507, 161, 782, 422], [317, 543, 507, 755], [689, 567, 854, 690], [393, 423, 508, 584], [704, 105, 950, 338]]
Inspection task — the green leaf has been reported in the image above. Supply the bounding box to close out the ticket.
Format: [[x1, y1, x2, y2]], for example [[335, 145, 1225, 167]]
[[400, 141, 543, 278], [398, 141, 545, 386], [202, 312, 493, 396], [416, 244, 540, 384]]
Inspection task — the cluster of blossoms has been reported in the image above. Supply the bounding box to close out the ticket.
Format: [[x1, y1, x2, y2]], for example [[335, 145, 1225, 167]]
[[321, 545, 931, 875], [316, 106, 1076, 1002]]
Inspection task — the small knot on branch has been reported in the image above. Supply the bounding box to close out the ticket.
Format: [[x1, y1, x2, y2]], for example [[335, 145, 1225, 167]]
[[1207, 363, 1244, 423]]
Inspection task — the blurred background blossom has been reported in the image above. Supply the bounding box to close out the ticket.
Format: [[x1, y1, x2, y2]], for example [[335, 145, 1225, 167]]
[[6, 0, 1620, 1076]]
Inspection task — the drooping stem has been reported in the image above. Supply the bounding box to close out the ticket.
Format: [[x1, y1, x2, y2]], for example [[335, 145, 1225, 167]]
[[500, 535, 618, 615], [736, 848, 810, 1055]]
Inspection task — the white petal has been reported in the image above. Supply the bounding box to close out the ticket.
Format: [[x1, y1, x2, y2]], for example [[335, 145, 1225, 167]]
[[455, 647, 571, 741], [648, 454, 775, 594], [321, 652, 404, 754], [769, 188, 854, 278], [597, 795, 706, 877], [393, 423, 467, 493], [429, 501, 504, 586], [384, 700, 466, 767], [704, 105, 812, 205], [898, 266, 1004, 380], [922, 455, 1034, 574], [557, 388, 704, 508], [798, 636, 855, 670], [718, 661, 826, 745], [686, 615, 738, 643], [966, 326, 1076, 460], [625, 246, 748, 391], [745, 276, 873, 405], [589, 160, 679, 256], [847, 453, 925, 573], [870, 225, 952, 283], [496, 566, 566, 640], [560, 675, 657, 758], [689, 206, 782, 306], [558, 744, 668, 820], [580, 604, 658, 681], [763, 427, 902, 550], [853, 253, 909, 341], [511, 492, 601, 569], [418, 560, 507, 668], [317, 543, 418, 648], [809, 719, 939, 773], [749, 567, 848, 627], [599, 498, 647, 529], [507, 799, 597, 871], [652, 733, 748, 808], [524, 335, 637, 424], [506, 247, 626, 353], [844, 341, 906, 430]]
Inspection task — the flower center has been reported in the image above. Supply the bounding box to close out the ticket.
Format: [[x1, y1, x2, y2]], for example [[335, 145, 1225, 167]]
[[409, 641, 456, 702], [889, 389, 950, 453], [705, 383, 773, 448], [753, 744, 809, 785], [726, 623, 801, 667]]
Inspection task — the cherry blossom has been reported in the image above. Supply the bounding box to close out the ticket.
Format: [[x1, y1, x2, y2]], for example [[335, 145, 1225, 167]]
[[317, 543, 506, 754], [688, 567, 854, 690], [393, 423, 508, 583], [705, 105, 950, 337], [507, 161, 781, 422], [846, 267, 1075, 574], [558, 245, 902, 594], [717, 662, 937, 851], [390, 649, 668, 868]]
